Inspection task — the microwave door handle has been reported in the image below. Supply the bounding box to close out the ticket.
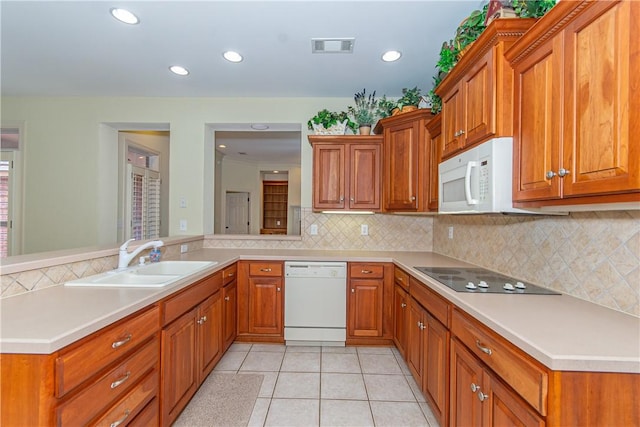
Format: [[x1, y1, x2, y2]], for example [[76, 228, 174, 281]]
[[465, 161, 479, 205]]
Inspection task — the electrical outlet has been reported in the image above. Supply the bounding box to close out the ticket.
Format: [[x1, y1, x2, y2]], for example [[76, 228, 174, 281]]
[[361, 224, 369, 236], [310, 224, 318, 235], [448, 226, 454, 239], [179, 197, 187, 208], [179, 220, 187, 231], [180, 244, 188, 253]]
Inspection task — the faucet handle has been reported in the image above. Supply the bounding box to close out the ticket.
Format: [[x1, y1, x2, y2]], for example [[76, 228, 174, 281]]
[[120, 239, 135, 251]]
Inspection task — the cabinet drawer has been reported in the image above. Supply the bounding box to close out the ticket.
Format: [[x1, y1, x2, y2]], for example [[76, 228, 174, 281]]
[[409, 278, 450, 328], [394, 267, 409, 291], [349, 263, 384, 279], [452, 309, 548, 414], [222, 263, 237, 285], [55, 306, 160, 397], [56, 337, 158, 426], [248, 262, 282, 277], [162, 272, 222, 325], [128, 397, 158, 427], [91, 369, 158, 427]]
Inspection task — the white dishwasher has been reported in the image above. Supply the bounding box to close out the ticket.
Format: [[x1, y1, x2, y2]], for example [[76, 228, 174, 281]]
[[284, 261, 347, 346]]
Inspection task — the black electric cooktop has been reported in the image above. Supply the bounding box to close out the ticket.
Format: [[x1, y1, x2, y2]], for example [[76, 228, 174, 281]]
[[414, 267, 560, 295]]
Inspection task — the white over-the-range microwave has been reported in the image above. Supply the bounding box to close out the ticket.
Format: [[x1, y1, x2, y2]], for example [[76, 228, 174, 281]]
[[438, 138, 542, 214]]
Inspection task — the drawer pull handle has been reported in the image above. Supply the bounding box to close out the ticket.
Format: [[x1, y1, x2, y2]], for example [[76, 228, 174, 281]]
[[197, 316, 208, 325], [111, 334, 132, 349], [110, 372, 131, 389], [477, 391, 489, 402], [260, 268, 272, 272], [361, 270, 373, 274], [475, 340, 492, 355], [228, 272, 234, 277], [110, 410, 130, 427]]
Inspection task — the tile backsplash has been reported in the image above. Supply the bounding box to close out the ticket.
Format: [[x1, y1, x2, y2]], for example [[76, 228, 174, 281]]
[[204, 208, 434, 252], [433, 211, 640, 316], [3, 208, 639, 318]]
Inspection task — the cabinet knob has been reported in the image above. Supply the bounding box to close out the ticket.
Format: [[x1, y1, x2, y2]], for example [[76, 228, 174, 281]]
[[401, 303, 407, 308], [351, 288, 355, 293], [350, 197, 354, 202], [111, 334, 132, 349], [340, 196, 344, 202], [546, 170, 557, 179], [558, 168, 570, 177], [277, 287, 281, 292], [410, 196, 416, 201], [470, 383, 480, 393], [224, 296, 230, 301], [475, 340, 492, 356], [109, 410, 131, 427], [477, 391, 489, 402]]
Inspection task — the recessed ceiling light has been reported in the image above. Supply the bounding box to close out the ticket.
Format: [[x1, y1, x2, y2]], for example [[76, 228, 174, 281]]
[[223, 51, 243, 63], [110, 8, 139, 25], [169, 65, 189, 76], [273, 170, 280, 173], [218, 144, 227, 149], [382, 50, 402, 62], [251, 124, 269, 130]]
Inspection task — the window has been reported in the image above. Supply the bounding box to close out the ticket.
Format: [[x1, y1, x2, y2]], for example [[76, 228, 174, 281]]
[[126, 146, 161, 240]]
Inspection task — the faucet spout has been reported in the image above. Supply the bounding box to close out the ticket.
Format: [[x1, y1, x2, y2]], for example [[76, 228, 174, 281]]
[[117, 239, 164, 270]]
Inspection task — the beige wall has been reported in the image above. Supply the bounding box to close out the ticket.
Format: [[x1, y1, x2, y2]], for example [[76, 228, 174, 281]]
[[1, 96, 351, 254]]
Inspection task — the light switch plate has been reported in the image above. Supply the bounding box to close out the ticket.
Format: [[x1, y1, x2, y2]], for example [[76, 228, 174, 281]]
[[310, 224, 318, 235], [180, 244, 188, 253], [179, 220, 187, 231], [361, 224, 369, 236]]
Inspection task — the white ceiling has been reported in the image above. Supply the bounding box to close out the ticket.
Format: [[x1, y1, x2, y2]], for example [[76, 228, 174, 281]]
[[1, 0, 481, 163], [1, 0, 481, 98]]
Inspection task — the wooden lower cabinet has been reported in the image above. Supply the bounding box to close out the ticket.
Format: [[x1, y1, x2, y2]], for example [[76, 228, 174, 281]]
[[222, 279, 238, 351], [237, 261, 284, 341], [160, 273, 223, 426], [393, 277, 410, 358], [450, 338, 544, 427], [407, 298, 449, 427], [347, 263, 393, 343]]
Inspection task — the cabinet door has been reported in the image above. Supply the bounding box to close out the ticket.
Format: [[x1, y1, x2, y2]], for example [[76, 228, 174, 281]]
[[313, 143, 346, 209], [384, 122, 419, 210], [424, 314, 450, 427], [561, 0, 640, 197], [484, 374, 545, 427], [248, 277, 283, 335], [348, 279, 383, 337], [450, 339, 483, 427], [393, 284, 409, 358], [161, 308, 198, 426], [513, 36, 563, 202], [463, 47, 494, 147], [442, 84, 464, 159], [197, 291, 223, 382], [406, 300, 424, 383], [349, 143, 381, 210], [427, 118, 442, 211], [222, 280, 237, 351]]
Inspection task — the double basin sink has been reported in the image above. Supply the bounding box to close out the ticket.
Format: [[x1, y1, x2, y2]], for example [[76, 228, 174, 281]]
[[65, 261, 218, 288]]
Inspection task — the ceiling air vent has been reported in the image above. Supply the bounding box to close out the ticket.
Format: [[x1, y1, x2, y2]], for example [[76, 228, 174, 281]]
[[312, 38, 355, 54]]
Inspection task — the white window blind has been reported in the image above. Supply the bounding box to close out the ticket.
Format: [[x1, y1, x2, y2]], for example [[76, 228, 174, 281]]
[[126, 164, 160, 240]]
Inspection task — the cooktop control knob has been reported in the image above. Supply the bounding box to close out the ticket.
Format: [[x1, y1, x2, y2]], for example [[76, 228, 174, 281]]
[[478, 280, 489, 288], [503, 283, 515, 291], [515, 281, 526, 289], [466, 282, 477, 290]]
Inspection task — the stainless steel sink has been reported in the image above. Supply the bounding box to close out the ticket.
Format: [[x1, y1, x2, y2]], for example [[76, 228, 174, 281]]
[[65, 260, 217, 288]]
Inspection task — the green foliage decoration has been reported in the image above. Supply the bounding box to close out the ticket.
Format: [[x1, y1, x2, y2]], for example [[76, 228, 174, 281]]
[[307, 109, 357, 133]]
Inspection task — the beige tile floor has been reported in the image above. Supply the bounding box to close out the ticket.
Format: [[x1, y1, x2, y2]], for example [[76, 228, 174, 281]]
[[203, 342, 440, 427]]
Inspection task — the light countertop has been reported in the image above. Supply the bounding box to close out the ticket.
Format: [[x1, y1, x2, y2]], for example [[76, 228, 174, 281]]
[[1, 249, 638, 374]]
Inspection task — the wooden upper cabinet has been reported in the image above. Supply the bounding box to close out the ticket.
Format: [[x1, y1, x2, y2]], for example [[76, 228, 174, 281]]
[[309, 135, 382, 212], [436, 18, 536, 160], [507, 0, 640, 206], [426, 115, 442, 211], [375, 109, 435, 212]]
